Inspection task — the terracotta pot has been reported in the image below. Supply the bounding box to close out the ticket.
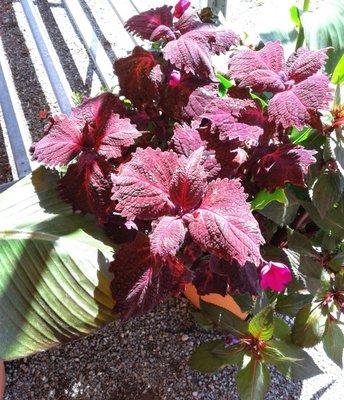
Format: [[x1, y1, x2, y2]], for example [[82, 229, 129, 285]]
[[0, 360, 4, 400], [184, 283, 247, 320]]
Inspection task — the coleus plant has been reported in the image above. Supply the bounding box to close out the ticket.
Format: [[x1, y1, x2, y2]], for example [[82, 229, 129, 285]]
[[28, 1, 344, 399]]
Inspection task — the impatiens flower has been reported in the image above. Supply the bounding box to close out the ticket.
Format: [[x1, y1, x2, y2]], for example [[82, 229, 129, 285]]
[[260, 261, 292, 292], [168, 70, 181, 87], [173, 0, 191, 18]]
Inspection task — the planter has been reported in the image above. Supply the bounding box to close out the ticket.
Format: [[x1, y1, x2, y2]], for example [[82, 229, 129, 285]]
[[0, 360, 4, 400], [184, 283, 247, 320]]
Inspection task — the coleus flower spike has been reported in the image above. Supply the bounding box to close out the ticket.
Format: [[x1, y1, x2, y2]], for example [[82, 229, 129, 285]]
[[228, 42, 333, 129], [111, 146, 264, 264]]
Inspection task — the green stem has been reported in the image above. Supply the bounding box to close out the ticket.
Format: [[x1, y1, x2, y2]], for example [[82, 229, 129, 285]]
[[295, 0, 310, 50], [303, 0, 310, 11]]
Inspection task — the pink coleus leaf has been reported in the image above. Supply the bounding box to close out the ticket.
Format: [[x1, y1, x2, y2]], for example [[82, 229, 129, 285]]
[[228, 42, 332, 129], [150, 216, 187, 258], [114, 47, 161, 108], [286, 48, 328, 82], [187, 178, 264, 265], [169, 148, 207, 211], [201, 97, 263, 143], [30, 114, 82, 166], [71, 92, 126, 127], [252, 144, 316, 191], [183, 82, 218, 119], [124, 6, 173, 40], [171, 123, 243, 179], [96, 113, 141, 161], [174, 7, 203, 33], [110, 234, 188, 319], [163, 27, 238, 78], [228, 42, 286, 92], [31, 93, 136, 166], [112, 147, 179, 220], [150, 25, 176, 41], [268, 74, 332, 129], [58, 153, 113, 222]]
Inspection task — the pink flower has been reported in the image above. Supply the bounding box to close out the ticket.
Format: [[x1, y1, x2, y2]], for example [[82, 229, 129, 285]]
[[260, 261, 292, 292], [173, 0, 191, 18], [168, 70, 181, 87]]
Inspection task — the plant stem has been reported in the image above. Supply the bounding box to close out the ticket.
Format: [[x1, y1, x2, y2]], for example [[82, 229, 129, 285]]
[[295, 0, 310, 50], [303, 0, 310, 11]]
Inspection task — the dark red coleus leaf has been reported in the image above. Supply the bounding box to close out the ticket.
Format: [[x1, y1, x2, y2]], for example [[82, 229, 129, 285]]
[[31, 114, 83, 166], [188, 178, 264, 264], [192, 256, 259, 296], [114, 47, 161, 108], [112, 147, 179, 220], [124, 5, 173, 40], [58, 153, 113, 222], [31, 93, 140, 166], [251, 144, 316, 191], [228, 42, 332, 129], [163, 26, 238, 78], [169, 147, 207, 211], [110, 234, 188, 320]]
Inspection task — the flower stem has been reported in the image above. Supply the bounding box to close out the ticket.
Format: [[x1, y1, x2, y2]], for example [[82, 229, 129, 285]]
[[295, 0, 310, 50]]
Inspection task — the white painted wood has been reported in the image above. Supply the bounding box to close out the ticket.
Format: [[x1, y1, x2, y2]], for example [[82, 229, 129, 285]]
[[21, 0, 73, 115], [63, 0, 118, 90], [0, 50, 31, 179]]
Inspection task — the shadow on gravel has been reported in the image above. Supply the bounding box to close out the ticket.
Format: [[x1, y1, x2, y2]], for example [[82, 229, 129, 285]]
[[0, 0, 49, 142]]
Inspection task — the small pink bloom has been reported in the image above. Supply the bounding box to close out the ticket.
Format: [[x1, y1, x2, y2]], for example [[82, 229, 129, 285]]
[[260, 261, 292, 292], [173, 0, 191, 18], [168, 70, 181, 87]]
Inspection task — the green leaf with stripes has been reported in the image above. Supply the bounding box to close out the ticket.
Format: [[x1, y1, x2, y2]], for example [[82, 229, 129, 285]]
[[0, 167, 117, 361]]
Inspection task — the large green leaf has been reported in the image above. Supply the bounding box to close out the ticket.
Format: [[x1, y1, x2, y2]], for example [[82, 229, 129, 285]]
[[236, 358, 270, 400], [291, 303, 328, 347], [258, 0, 344, 73], [200, 300, 248, 336], [302, 0, 344, 73], [0, 168, 117, 361], [189, 340, 243, 373], [323, 319, 344, 368], [264, 339, 323, 380]]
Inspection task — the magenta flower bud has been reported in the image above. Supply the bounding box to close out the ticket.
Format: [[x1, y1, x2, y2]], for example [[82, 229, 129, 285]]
[[168, 70, 181, 87], [260, 261, 292, 292], [173, 0, 191, 18]]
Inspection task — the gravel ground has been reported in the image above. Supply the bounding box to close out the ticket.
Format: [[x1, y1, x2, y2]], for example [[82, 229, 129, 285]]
[[4, 298, 303, 400], [2, 0, 343, 399]]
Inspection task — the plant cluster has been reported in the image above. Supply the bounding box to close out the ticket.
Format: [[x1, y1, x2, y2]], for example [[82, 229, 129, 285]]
[[30, 1, 344, 398]]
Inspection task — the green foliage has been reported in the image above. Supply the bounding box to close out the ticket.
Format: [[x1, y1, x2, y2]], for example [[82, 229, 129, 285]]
[[0, 168, 116, 361], [292, 303, 328, 347], [236, 358, 270, 400], [251, 188, 287, 210], [189, 340, 244, 373], [323, 319, 344, 368], [248, 305, 275, 341]]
